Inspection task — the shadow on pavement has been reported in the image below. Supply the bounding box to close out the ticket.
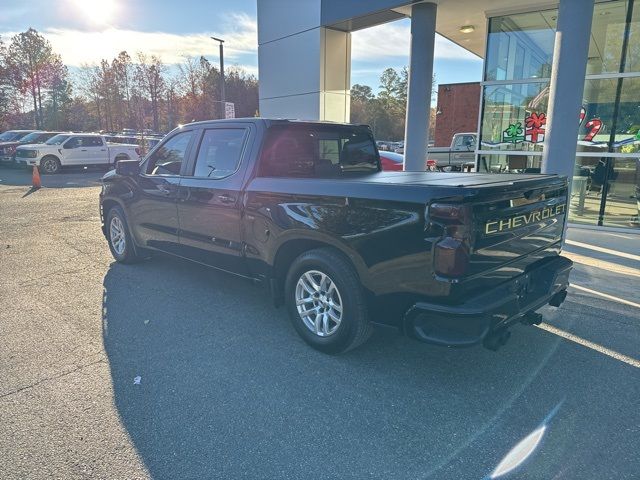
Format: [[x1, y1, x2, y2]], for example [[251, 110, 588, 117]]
[[0, 165, 105, 188], [101, 256, 640, 479]]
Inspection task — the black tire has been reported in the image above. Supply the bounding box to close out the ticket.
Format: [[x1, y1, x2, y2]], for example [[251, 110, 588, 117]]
[[285, 248, 372, 354], [40, 155, 61, 174], [106, 205, 145, 264]]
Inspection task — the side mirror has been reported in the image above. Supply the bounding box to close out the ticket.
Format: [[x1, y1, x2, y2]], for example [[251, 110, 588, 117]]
[[63, 142, 75, 149], [116, 159, 141, 176]]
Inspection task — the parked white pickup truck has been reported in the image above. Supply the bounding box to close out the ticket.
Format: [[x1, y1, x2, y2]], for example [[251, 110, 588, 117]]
[[427, 132, 477, 171], [15, 133, 140, 174]]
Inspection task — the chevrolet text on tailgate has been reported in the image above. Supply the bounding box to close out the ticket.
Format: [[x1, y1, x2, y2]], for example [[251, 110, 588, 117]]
[[99, 119, 572, 354]]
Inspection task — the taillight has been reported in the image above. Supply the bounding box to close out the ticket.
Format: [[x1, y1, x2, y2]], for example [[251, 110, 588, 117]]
[[8, 145, 16, 154], [428, 203, 472, 278]]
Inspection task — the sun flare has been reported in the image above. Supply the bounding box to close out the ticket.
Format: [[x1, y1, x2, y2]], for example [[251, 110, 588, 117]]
[[72, 0, 118, 25]]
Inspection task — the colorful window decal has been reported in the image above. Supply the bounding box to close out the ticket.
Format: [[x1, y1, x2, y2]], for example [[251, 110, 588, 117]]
[[502, 122, 524, 143], [525, 112, 546, 143]]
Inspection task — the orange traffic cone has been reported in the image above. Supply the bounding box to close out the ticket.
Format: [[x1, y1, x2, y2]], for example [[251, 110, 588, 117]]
[[32, 165, 41, 189]]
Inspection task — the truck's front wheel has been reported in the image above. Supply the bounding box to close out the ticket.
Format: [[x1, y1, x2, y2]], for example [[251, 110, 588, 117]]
[[285, 248, 372, 354], [40, 156, 61, 174]]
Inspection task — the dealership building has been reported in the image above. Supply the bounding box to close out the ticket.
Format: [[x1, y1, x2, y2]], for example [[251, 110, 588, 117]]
[[257, 0, 640, 231]]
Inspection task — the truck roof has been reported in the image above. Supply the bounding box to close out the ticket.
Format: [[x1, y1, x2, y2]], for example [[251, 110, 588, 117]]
[[178, 118, 371, 129]]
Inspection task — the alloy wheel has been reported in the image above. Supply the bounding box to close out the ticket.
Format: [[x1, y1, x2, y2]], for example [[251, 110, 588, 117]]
[[109, 215, 126, 256], [295, 270, 343, 337]]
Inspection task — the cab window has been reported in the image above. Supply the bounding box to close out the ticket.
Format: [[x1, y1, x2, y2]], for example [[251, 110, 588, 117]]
[[259, 125, 379, 178], [192, 128, 248, 178], [146, 131, 194, 175], [86, 136, 104, 147]]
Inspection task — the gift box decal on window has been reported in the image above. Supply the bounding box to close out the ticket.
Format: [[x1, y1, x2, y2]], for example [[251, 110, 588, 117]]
[[525, 112, 546, 143], [502, 122, 524, 143]]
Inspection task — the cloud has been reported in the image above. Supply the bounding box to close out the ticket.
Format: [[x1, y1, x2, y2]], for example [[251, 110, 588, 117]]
[[2, 13, 258, 67], [351, 22, 480, 62]]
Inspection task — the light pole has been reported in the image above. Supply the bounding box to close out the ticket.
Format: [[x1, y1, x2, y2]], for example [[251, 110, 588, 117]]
[[211, 36, 225, 114]]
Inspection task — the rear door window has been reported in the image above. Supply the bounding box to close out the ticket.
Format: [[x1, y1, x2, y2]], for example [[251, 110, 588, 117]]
[[85, 136, 104, 147], [192, 128, 248, 178]]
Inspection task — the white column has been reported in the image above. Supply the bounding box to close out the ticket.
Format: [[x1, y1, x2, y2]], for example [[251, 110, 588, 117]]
[[257, 0, 351, 122], [403, 2, 437, 171], [541, 0, 595, 179]]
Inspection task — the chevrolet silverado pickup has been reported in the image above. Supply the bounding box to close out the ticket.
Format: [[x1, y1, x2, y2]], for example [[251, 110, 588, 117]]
[[99, 119, 572, 354], [16, 133, 140, 174]]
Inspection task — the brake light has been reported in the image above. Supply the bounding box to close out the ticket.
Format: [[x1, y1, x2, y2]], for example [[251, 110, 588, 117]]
[[428, 203, 472, 278], [428, 203, 470, 223]]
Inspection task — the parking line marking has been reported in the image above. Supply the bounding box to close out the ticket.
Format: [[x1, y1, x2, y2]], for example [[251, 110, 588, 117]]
[[537, 323, 640, 368], [570, 284, 640, 309], [607, 233, 635, 240], [562, 251, 640, 277], [565, 239, 640, 262]]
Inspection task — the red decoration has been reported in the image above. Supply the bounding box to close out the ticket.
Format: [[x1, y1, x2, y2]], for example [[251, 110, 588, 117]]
[[525, 112, 546, 143], [583, 118, 602, 141]]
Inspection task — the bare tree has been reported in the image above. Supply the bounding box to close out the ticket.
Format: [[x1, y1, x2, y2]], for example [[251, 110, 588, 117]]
[[135, 53, 165, 132]]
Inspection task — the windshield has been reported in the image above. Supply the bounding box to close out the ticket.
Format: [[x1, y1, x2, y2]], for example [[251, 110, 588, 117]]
[[0, 131, 20, 142], [19, 132, 46, 143], [45, 134, 71, 145]]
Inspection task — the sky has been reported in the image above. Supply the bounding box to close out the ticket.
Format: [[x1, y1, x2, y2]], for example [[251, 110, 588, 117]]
[[0, 0, 483, 91]]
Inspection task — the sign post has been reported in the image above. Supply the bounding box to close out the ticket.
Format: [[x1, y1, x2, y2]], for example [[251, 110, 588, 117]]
[[224, 102, 235, 119]]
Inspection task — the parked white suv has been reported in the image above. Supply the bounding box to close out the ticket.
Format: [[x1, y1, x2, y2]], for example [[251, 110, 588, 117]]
[[15, 133, 140, 174]]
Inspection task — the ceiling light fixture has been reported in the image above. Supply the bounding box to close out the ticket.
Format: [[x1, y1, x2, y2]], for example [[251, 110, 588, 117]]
[[459, 25, 475, 34]]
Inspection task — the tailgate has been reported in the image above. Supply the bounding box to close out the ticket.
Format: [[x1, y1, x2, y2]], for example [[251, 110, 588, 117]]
[[467, 176, 568, 281]]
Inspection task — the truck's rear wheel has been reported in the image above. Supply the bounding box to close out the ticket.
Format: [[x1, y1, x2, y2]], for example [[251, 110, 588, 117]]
[[40, 156, 61, 174], [285, 248, 372, 354]]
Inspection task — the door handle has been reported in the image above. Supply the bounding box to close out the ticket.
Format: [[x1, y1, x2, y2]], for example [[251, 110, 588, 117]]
[[80, 149, 87, 151], [100, 149, 106, 151], [158, 185, 174, 195], [218, 194, 235, 204]]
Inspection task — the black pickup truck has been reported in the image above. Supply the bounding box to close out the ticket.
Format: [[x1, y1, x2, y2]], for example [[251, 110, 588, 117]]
[[100, 119, 572, 354]]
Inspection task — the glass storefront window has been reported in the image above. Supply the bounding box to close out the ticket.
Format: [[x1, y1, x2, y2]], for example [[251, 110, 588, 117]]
[[585, 2, 628, 75], [569, 156, 607, 227], [602, 156, 640, 227], [611, 77, 640, 153], [577, 78, 618, 153], [481, 0, 640, 229], [624, 0, 640, 71], [576, 75, 640, 153], [477, 154, 542, 173], [480, 83, 549, 152], [485, 10, 557, 81]]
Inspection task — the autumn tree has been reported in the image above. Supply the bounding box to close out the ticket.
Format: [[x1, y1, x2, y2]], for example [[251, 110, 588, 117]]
[[112, 51, 134, 128], [43, 58, 72, 130], [350, 67, 437, 141], [135, 53, 165, 132], [6, 28, 62, 128]]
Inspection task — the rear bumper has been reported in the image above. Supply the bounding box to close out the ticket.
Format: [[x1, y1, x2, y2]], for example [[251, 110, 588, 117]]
[[404, 255, 573, 347]]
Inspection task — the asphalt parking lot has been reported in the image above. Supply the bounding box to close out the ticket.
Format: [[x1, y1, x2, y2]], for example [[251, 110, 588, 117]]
[[1, 167, 639, 479]]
